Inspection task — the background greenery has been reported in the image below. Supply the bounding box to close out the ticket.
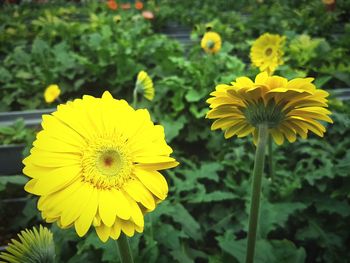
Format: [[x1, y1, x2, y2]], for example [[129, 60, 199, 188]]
[[0, 0, 349, 262]]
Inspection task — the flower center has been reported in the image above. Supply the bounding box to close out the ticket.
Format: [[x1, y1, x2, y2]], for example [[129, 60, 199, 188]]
[[81, 136, 133, 189], [265, 47, 273, 56], [242, 100, 285, 128], [206, 40, 215, 49], [96, 150, 122, 176]]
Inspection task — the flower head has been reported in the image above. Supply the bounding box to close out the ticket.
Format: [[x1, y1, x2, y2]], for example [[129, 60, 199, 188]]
[[135, 1, 143, 10], [113, 15, 122, 23], [142, 10, 154, 20], [0, 225, 55, 263], [206, 72, 332, 145], [136, 71, 154, 101], [322, 0, 335, 4], [107, 0, 118, 10], [201, 31, 221, 54], [23, 91, 178, 242], [121, 2, 131, 10], [250, 33, 285, 75], [44, 84, 61, 104]]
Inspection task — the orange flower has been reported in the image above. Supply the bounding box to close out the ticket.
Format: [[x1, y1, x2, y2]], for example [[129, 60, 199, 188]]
[[121, 2, 131, 9], [142, 10, 154, 20], [107, 0, 118, 10], [135, 1, 143, 10]]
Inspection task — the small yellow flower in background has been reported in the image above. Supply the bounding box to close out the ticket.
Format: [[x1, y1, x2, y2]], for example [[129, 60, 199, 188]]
[[206, 72, 332, 145], [136, 70, 154, 101], [250, 33, 285, 75], [113, 15, 122, 23], [201, 31, 222, 54], [23, 91, 178, 242], [0, 225, 55, 263], [205, 22, 214, 31], [44, 84, 61, 103]]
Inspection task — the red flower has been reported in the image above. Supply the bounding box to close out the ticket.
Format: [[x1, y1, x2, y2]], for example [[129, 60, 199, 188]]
[[135, 1, 143, 10], [107, 0, 118, 10]]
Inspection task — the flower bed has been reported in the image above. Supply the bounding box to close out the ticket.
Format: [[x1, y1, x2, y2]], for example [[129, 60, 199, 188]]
[[0, 1, 350, 263]]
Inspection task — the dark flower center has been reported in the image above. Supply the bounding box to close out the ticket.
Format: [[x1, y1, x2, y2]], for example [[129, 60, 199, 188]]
[[265, 47, 273, 56]]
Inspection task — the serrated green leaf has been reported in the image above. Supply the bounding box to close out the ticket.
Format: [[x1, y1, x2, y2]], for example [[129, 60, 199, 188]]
[[189, 191, 237, 203]]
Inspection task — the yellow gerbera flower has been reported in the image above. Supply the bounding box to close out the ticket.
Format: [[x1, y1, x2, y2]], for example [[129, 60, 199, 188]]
[[23, 91, 178, 242], [136, 71, 154, 101], [0, 225, 55, 263], [322, 0, 335, 4], [250, 33, 285, 75], [206, 72, 332, 145], [113, 15, 122, 23], [44, 84, 61, 104], [201, 31, 222, 54]]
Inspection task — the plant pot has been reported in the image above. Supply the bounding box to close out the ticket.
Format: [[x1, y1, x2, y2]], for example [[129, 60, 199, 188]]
[[161, 23, 193, 47], [329, 88, 350, 101], [0, 144, 25, 175], [0, 108, 54, 175], [0, 108, 55, 128]]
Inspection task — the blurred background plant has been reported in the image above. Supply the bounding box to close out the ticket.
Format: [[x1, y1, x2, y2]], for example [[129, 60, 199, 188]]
[[0, 0, 349, 262]]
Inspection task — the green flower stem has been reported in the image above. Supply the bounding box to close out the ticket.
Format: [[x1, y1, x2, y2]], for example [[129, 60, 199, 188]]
[[245, 124, 269, 263], [133, 88, 138, 108], [116, 234, 134, 263], [268, 135, 275, 183]]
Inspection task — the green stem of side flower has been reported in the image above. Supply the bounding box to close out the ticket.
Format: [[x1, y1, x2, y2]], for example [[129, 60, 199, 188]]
[[268, 135, 275, 183], [116, 233, 134, 263], [133, 88, 138, 108], [245, 124, 268, 263]]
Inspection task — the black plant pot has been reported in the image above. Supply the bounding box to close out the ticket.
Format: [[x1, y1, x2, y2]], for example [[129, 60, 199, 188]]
[[0, 144, 25, 175], [161, 23, 193, 47], [0, 108, 55, 128], [0, 108, 55, 175]]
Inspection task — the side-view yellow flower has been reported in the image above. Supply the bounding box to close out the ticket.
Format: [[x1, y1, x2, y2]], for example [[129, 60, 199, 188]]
[[0, 225, 55, 263], [136, 70, 154, 101], [206, 72, 332, 145], [201, 31, 222, 54], [44, 84, 61, 103], [23, 91, 178, 242], [250, 33, 285, 75]]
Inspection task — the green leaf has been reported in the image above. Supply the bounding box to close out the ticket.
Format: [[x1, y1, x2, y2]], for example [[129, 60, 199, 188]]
[[161, 115, 186, 142], [189, 191, 237, 203], [185, 89, 205, 102], [271, 239, 306, 263], [314, 75, 332, 88], [0, 175, 28, 186], [189, 104, 207, 119], [257, 200, 306, 237], [15, 70, 33, 79], [155, 201, 202, 241], [217, 232, 275, 263], [314, 198, 350, 217]]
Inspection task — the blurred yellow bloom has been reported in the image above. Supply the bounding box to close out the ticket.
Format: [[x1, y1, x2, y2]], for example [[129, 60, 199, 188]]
[[23, 91, 178, 242], [201, 31, 222, 54], [250, 33, 285, 75], [113, 15, 122, 23], [206, 72, 332, 145], [44, 84, 61, 103], [322, 0, 335, 4], [0, 225, 55, 263], [136, 71, 154, 101]]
